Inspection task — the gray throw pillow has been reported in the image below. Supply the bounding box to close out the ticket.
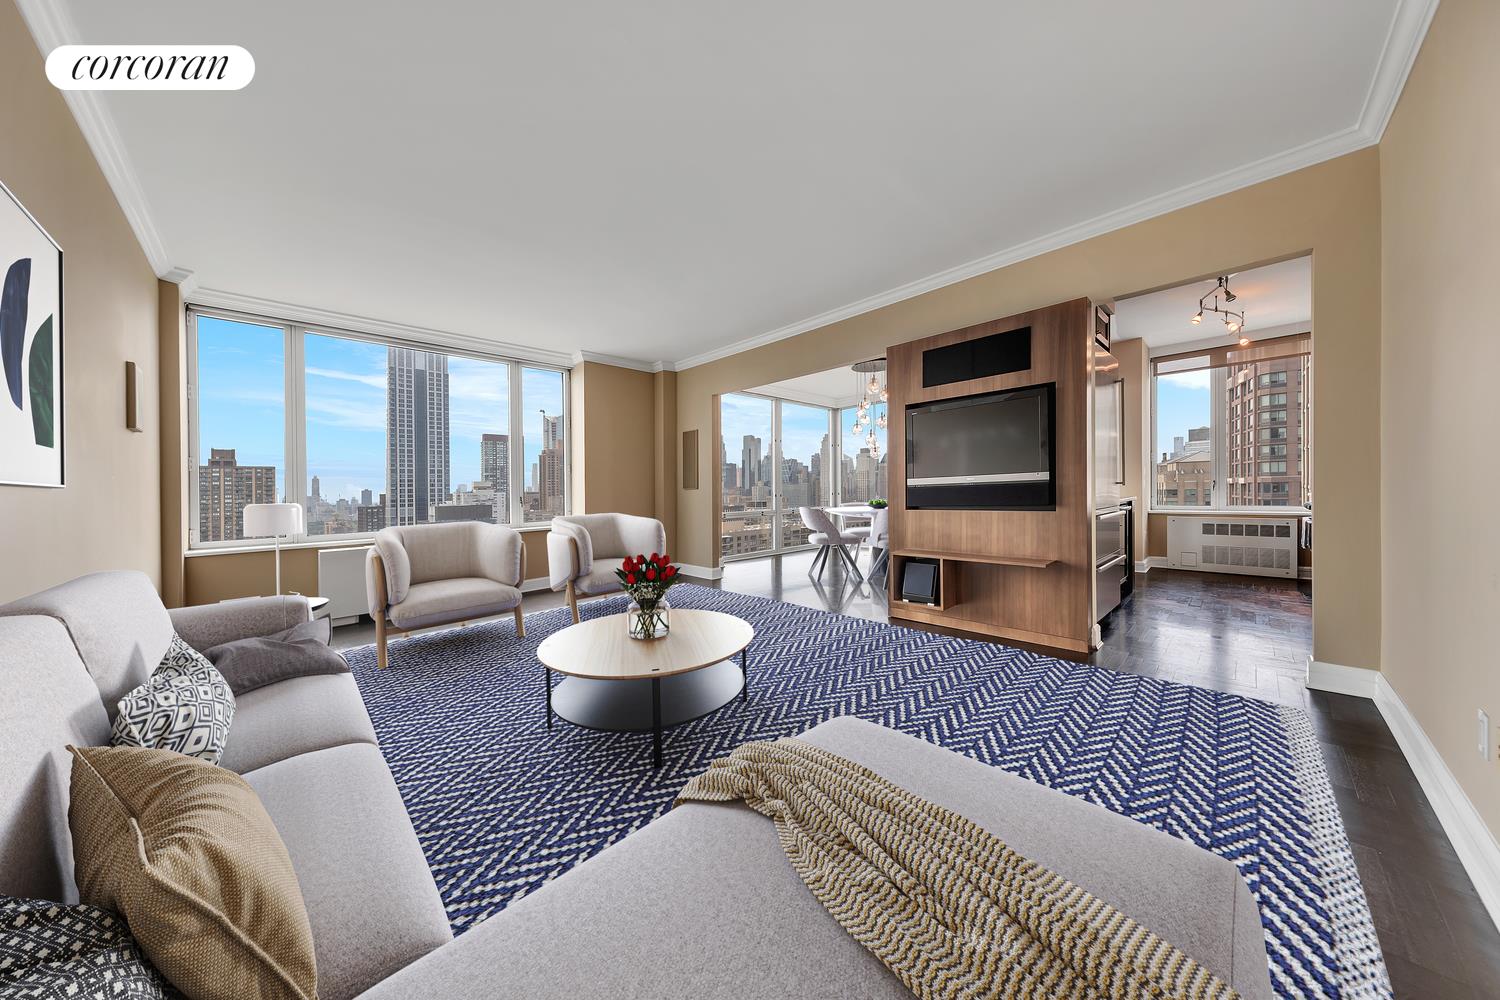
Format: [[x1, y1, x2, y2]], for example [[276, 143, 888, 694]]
[[112, 634, 235, 765], [0, 896, 181, 999], [206, 619, 347, 696]]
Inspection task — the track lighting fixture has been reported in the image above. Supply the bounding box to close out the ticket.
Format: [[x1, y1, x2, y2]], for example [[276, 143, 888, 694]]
[[1193, 276, 1246, 341]]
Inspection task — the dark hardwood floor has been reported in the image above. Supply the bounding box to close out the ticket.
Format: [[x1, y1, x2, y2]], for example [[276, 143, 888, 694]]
[[332, 551, 1500, 997]]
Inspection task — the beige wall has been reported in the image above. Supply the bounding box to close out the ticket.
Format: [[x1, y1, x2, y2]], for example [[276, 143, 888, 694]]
[[158, 280, 188, 607], [676, 149, 1382, 670], [1113, 336, 1149, 560], [0, 2, 160, 601], [1380, 0, 1500, 833], [573, 361, 657, 517]]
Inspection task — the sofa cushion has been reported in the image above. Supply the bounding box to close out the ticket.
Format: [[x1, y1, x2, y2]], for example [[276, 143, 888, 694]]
[[389, 577, 522, 630], [219, 673, 378, 775], [243, 743, 451, 1000], [0, 617, 110, 903], [68, 745, 319, 1000], [111, 635, 235, 765], [571, 566, 622, 597], [355, 716, 1273, 1000], [0, 571, 172, 721], [206, 619, 345, 696]]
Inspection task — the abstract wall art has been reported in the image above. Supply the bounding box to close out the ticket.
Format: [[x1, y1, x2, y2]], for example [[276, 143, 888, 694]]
[[0, 179, 62, 487]]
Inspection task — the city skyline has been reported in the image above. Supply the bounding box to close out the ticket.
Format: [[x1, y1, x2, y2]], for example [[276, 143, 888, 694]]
[[195, 315, 567, 540]]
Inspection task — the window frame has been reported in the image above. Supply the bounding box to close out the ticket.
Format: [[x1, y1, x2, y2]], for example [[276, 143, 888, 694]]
[[718, 390, 839, 563], [1148, 333, 1311, 516], [187, 305, 570, 550]]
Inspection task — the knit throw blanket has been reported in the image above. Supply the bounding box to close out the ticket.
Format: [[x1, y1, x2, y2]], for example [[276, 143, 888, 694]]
[[676, 738, 1241, 1000]]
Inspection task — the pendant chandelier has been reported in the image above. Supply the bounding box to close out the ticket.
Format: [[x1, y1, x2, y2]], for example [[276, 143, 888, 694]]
[[849, 358, 887, 459], [1192, 275, 1250, 346]]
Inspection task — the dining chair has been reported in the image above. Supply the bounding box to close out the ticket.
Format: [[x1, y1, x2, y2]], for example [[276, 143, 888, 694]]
[[798, 507, 865, 582], [867, 507, 890, 586]]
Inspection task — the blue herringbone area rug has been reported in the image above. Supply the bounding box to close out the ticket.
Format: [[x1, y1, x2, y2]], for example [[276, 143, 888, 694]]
[[344, 584, 1389, 1000]]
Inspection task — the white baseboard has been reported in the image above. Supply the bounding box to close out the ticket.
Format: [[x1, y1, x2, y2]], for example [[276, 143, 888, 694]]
[[1305, 656, 1380, 698], [521, 576, 551, 594], [1375, 674, 1500, 935], [678, 563, 723, 580]]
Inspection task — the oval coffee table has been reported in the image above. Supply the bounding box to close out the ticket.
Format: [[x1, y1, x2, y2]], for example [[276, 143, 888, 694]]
[[536, 609, 754, 767]]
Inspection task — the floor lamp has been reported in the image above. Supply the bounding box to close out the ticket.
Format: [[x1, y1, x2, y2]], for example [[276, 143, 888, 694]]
[[242, 503, 304, 596]]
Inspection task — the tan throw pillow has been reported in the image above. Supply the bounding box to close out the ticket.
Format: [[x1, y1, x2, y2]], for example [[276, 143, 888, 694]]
[[67, 745, 318, 1000]]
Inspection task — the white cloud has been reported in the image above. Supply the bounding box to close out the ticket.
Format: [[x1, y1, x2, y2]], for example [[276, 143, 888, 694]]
[[307, 366, 385, 389]]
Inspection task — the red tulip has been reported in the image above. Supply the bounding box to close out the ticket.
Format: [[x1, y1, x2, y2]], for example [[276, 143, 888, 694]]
[[661, 552, 671, 563], [650, 552, 659, 563], [645, 568, 657, 581], [621, 558, 633, 572], [664, 565, 677, 578], [626, 573, 637, 585]]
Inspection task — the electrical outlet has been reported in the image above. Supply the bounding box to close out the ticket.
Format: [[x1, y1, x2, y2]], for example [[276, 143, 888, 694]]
[[1480, 710, 1491, 761]]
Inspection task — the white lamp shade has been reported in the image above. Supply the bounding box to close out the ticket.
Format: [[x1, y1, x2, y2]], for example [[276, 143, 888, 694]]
[[243, 502, 304, 538]]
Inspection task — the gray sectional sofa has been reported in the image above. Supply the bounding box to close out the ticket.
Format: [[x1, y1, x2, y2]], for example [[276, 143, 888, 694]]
[[1, 570, 1274, 1000]]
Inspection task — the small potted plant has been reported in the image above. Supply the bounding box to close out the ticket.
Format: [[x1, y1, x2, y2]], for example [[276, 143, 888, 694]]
[[616, 552, 682, 639], [867, 497, 888, 509]]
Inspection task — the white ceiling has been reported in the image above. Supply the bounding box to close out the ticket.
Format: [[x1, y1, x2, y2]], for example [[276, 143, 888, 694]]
[[1113, 256, 1311, 350], [753, 366, 869, 408], [26, 1, 1425, 369]]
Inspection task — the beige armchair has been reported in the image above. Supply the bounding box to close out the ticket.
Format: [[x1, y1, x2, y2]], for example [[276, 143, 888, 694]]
[[365, 521, 527, 669], [547, 514, 668, 622]]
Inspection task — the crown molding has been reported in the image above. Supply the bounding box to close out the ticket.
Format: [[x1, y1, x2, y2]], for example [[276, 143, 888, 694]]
[[188, 287, 577, 369], [13, 0, 183, 279], [1358, 0, 1441, 142], [571, 351, 675, 374], [671, 0, 1438, 372]]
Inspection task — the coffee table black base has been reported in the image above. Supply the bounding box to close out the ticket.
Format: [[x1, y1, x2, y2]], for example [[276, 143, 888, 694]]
[[550, 659, 744, 732], [544, 653, 748, 766]]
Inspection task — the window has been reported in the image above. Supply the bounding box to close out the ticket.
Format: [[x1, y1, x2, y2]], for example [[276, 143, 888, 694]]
[[190, 308, 567, 548], [1151, 333, 1311, 511], [194, 316, 285, 543], [522, 368, 567, 523], [718, 393, 845, 559], [838, 406, 888, 504]]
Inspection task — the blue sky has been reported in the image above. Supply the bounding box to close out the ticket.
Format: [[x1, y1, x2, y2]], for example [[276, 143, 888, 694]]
[[1155, 370, 1211, 458], [197, 316, 565, 502]]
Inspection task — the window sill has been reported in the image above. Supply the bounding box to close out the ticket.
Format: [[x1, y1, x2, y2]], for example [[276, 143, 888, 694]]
[[1147, 507, 1311, 518], [184, 520, 556, 557]]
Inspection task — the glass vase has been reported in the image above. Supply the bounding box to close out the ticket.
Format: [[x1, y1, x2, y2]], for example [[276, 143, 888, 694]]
[[627, 599, 671, 640]]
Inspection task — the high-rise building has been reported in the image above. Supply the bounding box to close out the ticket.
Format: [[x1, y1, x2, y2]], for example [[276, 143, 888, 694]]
[[198, 448, 276, 542], [740, 435, 762, 490], [536, 414, 565, 516], [356, 504, 386, 532], [386, 348, 450, 525], [1224, 356, 1309, 507], [310, 475, 321, 501], [480, 433, 510, 523], [360, 488, 373, 507]]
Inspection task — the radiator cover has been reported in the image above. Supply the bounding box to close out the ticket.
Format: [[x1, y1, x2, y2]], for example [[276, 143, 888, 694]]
[[1165, 516, 1297, 579]]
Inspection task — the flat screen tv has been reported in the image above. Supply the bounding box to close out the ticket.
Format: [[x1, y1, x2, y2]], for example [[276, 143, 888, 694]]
[[905, 382, 1055, 510]]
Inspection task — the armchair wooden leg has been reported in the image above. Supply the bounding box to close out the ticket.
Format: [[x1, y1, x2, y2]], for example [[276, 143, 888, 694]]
[[375, 615, 389, 670], [514, 604, 526, 638], [566, 581, 580, 623]]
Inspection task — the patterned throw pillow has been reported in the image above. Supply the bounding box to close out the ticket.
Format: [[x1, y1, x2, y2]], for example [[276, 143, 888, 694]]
[[0, 896, 178, 999], [112, 634, 235, 765]]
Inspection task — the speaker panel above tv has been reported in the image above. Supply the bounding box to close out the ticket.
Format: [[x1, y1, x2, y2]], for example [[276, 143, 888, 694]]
[[921, 326, 1031, 388]]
